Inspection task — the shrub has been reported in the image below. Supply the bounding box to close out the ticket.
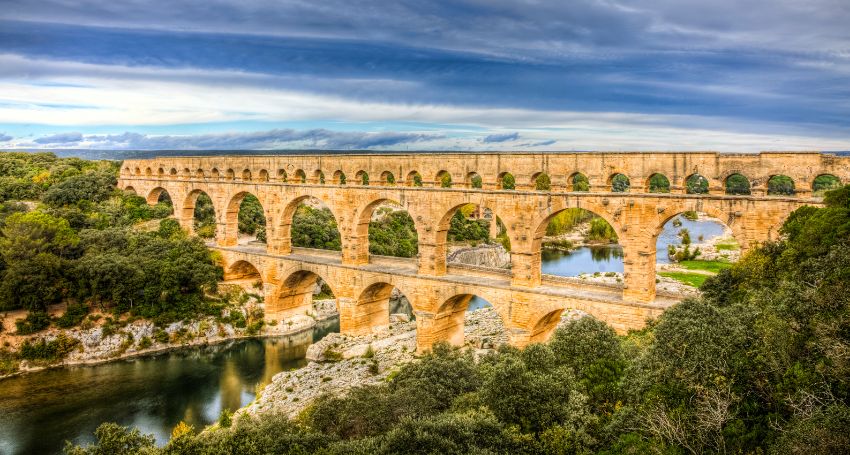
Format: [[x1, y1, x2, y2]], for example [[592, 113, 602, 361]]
[[137, 336, 152, 350], [15, 311, 51, 334], [19, 334, 78, 362], [55, 302, 89, 328]]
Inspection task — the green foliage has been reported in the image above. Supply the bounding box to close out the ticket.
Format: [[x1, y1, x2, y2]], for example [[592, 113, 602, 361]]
[[534, 173, 551, 190], [446, 209, 489, 243], [55, 302, 89, 328], [500, 173, 515, 190], [439, 172, 452, 188], [813, 174, 841, 196], [237, 194, 265, 240], [679, 260, 732, 273], [218, 408, 233, 428], [659, 271, 707, 287], [685, 174, 709, 194], [648, 173, 670, 193], [611, 173, 630, 192], [725, 173, 751, 195], [15, 311, 51, 334], [291, 205, 342, 250], [545, 208, 593, 236], [572, 173, 590, 191], [470, 174, 482, 188], [64, 422, 156, 455], [19, 334, 78, 362], [43, 172, 118, 207], [368, 209, 418, 257], [768, 174, 795, 195], [192, 193, 216, 238], [586, 217, 618, 242], [412, 173, 423, 187]]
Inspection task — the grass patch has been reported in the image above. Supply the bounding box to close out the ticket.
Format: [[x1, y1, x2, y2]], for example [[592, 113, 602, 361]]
[[659, 272, 708, 288], [715, 242, 739, 251], [678, 260, 733, 273]]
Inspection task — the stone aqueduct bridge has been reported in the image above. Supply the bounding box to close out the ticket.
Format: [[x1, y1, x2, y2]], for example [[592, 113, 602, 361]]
[[119, 152, 849, 352]]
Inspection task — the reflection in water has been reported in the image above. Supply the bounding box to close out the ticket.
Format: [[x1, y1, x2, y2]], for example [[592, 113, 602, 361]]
[[540, 218, 729, 276], [0, 317, 340, 455]]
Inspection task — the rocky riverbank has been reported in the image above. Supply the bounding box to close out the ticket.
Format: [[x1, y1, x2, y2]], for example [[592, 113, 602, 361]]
[[240, 306, 584, 419]]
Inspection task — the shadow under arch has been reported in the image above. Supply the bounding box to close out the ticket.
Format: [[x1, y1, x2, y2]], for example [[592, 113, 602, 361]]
[[353, 281, 416, 334], [223, 259, 263, 283], [124, 185, 137, 194], [528, 308, 564, 344], [269, 269, 336, 322], [352, 197, 422, 262], [433, 294, 501, 347]]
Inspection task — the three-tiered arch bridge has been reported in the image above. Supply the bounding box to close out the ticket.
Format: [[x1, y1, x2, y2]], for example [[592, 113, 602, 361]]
[[119, 151, 848, 352]]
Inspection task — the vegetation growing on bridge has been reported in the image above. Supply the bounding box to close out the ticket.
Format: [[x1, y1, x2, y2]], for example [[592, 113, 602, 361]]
[[68, 184, 850, 454]]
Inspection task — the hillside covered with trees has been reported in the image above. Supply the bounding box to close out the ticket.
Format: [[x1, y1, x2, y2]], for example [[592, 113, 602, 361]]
[[67, 185, 850, 454]]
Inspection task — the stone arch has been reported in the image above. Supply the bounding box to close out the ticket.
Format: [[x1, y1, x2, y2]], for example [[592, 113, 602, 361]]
[[813, 174, 841, 195], [223, 191, 269, 248], [355, 170, 369, 185], [352, 281, 415, 334], [145, 186, 173, 206], [380, 171, 395, 186], [333, 170, 346, 184], [767, 174, 795, 196], [294, 169, 307, 183], [123, 185, 137, 194], [351, 197, 422, 263], [531, 172, 551, 191], [646, 173, 671, 193], [608, 173, 630, 192], [498, 171, 516, 190], [406, 170, 423, 187], [134, 167, 141, 176], [685, 173, 709, 194], [568, 172, 590, 192], [169, 168, 178, 177], [277, 169, 288, 182], [241, 169, 252, 181], [311, 169, 325, 184], [123, 166, 131, 175], [532, 206, 620, 278], [145, 167, 153, 176], [432, 293, 502, 347], [225, 169, 236, 181], [223, 259, 263, 282], [274, 194, 341, 255], [157, 167, 165, 177], [195, 168, 205, 179], [257, 169, 269, 182], [527, 308, 564, 344], [181, 168, 191, 179], [466, 171, 483, 189], [724, 173, 751, 195], [435, 202, 512, 273], [435, 170, 452, 188], [185, 189, 216, 238], [270, 269, 335, 322], [652, 207, 746, 262], [211, 168, 220, 179]]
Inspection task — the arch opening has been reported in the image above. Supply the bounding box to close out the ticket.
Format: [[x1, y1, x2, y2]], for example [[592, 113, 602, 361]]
[[181, 168, 191, 179], [433, 294, 501, 347], [466, 172, 483, 189], [333, 170, 346, 185], [528, 309, 565, 345], [257, 169, 269, 182], [725, 173, 751, 195], [767, 175, 795, 196], [223, 260, 262, 284], [294, 169, 307, 184], [655, 211, 741, 291], [270, 270, 337, 325], [145, 187, 174, 218], [685, 174, 709, 194], [225, 169, 235, 181], [406, 170, 423, 187], [609, 173, 630, 192], [169, 168, 178, 177], [647, 173, 671, 193], [498, 172, 516, 190], [355, 170, 369, 185], [442, 204, 510, 270], [277, 169, 288, 182], [532, 172, 551, 191], [536, 208, 621, 279], [188, 190, 216, 239], [312, 170, 325, 184], [241, 169, 252, 181], [284, 197, 342, 252], [228, 192, 267, 247], [355, 282, 415, 334], [362, 200, 419, 259], [569, 172, 590, 192], [813, 174, 841, 197], [380, 171, 395, 186], [436, 170, 452, 188]]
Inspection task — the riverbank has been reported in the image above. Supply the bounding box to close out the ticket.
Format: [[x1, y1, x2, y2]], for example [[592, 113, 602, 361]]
[[240, 306, 584, 420]]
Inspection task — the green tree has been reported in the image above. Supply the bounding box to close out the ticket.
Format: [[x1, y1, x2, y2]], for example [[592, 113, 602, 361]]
[[535, 173, 551, 191], [500, 173, 515, 190]]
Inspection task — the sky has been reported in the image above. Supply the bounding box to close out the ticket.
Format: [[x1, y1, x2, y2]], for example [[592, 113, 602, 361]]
[[0, 0, 848, 152]]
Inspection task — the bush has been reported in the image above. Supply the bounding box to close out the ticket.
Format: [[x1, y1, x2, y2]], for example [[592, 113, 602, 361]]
[[15, 311, 51, 334], [19, 334, 78, 362], [55, 302, 89, 328]]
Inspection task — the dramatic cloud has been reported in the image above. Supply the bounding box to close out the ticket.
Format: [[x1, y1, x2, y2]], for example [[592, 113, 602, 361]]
[[0, 1, 848, 151], [33, 132, 83, 144], [482, 132, 520, 143], [0, 134, 12, 142], [29, 129, 444, 150]]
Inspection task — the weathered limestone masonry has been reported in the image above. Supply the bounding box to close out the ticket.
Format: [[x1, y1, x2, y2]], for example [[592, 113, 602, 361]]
[[119, 151, 848, 352]]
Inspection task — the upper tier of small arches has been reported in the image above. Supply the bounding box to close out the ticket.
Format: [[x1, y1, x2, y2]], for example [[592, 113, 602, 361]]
[[124, 164, 844, 197]]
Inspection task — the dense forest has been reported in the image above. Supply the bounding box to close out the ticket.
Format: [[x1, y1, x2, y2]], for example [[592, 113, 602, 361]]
[[66, 184, 850, 453]]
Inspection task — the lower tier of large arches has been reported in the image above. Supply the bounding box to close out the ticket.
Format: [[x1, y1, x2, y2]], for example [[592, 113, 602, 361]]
[[216, 246, 670, 353]]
